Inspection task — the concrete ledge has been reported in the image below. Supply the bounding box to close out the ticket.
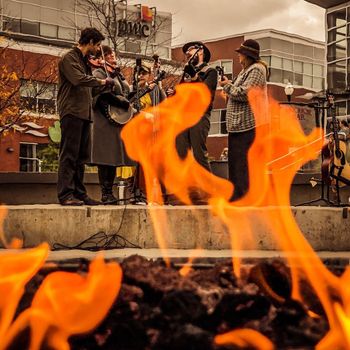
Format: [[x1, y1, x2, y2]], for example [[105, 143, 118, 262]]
[[3, 205, 350, 251]]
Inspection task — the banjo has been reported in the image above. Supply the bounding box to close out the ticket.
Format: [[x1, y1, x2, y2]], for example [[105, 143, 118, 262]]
[[106, 70, 166, 125]]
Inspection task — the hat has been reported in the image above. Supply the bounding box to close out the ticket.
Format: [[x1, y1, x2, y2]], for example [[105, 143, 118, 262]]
[[182, 41, 211, 63], [139, 62, 152, 74], [235, 39, 260, 61]]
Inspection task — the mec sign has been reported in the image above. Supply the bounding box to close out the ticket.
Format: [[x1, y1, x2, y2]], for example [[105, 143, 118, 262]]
[[117, 20, 151, 38]]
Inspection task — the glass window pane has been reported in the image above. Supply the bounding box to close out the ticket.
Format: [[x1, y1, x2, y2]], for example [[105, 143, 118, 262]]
[[270, 68, 282, 83], [20, 80, 36, 97], [312, 77, 324, 90], [294, 61, 303, 73], [282, 71, 293, 84], [125, 41, 141, 54], [283, 59, 293, 71], [21, 21, 39, 36], [293, 73, 303, 86], [336, 101, 347, 116], [221, 60, 233, 74], [40, 23, 57, 38], [3, 17, 21, 33], [327, 25, 346, 42], [328, 60, 346, 90], [327, 8, 346, 28], [270, 56, 282, 69], [303, 75, 312, 88], [58, 27, 75, 40], [303, 63, 312, 75], [313, 64, 323, 77], [209, 110, 220, 135], [328, 40, 346, 62]]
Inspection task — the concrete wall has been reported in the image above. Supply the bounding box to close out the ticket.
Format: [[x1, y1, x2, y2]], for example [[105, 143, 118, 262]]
[[3, 205, 350, 251]]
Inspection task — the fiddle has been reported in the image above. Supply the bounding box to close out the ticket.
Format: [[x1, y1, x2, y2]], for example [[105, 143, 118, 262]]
[[87, 54, 123, 79]]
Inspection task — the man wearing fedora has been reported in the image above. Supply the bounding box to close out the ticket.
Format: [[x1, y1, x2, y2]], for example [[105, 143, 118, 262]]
[[175, 41, 218, 176], [219, 39, 268, 202]]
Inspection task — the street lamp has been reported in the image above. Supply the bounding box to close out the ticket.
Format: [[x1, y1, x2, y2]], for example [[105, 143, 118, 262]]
[[284, 82, 294, 103]]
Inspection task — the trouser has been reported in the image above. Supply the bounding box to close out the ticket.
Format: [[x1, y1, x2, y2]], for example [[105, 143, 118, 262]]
[[175, 113, 211, 172], [57, 115, 90, 202], [228, 128, 256, 201], [98, 165, 116, 194]]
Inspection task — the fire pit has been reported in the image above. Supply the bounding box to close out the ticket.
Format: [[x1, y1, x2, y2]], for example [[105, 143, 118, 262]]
[[10, 255, 331, 350]]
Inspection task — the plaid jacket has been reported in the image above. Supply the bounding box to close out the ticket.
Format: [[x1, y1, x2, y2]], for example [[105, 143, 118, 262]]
[[223, 62, 267, 133]]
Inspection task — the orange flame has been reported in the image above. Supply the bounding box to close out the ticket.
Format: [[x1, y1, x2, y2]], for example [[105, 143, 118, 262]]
[[121, 82, 350, 348], [214, 328, 274, 350], [122, 83, 232, 265], [0, 243, 49, 346], [3, 254, 122, 350], [179, 249, 204, 277]]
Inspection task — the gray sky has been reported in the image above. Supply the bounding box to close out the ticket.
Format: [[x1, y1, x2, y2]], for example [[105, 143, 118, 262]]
[[129, 0, 325, 46]]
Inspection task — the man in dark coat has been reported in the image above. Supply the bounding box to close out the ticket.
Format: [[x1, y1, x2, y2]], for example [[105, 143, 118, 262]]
[[57, 27, 115, 206]]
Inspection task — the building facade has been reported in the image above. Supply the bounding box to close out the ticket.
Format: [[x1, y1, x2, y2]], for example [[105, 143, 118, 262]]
[[306, 0, 350, 117], [0, 0, 173, 172], [172, 29, 326, 159]]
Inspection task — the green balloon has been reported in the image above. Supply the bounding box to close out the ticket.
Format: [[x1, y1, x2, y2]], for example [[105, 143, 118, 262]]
[[48, 120, 61, 143]]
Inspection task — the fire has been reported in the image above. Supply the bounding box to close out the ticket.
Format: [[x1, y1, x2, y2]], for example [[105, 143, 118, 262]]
[[0, 243, 48, 344], [122, 83, 232, 264], [3, 254, 122, 350], [179, 249, 204, 277], [122, 82, 350, 349], [215, 328, 274, 350], [0, 209, 122, 349]]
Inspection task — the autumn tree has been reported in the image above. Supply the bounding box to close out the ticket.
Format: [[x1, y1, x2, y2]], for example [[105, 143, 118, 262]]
[[0, 37, 58, 136]]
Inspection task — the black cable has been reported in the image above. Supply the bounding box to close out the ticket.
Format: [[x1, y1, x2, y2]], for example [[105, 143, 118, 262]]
[[52, 204, 141, 251]]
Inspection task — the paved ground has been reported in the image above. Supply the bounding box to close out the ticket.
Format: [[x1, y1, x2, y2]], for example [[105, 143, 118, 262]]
[[0, 248, 349, 265]]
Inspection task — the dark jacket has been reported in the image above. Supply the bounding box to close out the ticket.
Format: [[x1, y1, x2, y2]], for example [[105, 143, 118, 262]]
[[89, 68, 135, 167], [57, 47, 102, 121]]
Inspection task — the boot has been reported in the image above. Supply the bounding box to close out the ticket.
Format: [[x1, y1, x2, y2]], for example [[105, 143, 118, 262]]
[[98, 165, 118, 205], [101, 189, 119, 205]]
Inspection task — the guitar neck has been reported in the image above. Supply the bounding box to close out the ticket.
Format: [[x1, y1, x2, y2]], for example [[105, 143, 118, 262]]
[[130, 86, 152, 104]]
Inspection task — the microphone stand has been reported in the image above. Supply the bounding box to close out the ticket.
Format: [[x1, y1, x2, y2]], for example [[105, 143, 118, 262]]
[[131, 59, 147, 204]]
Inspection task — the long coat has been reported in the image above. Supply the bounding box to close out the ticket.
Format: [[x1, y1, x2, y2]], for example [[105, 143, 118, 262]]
[[89, 68, 135, 167]]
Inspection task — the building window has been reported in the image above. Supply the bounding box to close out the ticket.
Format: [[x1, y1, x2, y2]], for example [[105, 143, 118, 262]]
[[19, 143, 41, 172], [209, 60, 233, 80], [327, 8, 347, 29], [328, 60, 346, 90], [209, 109, 227, 136], [125, 40, 141, 53], [20, 80, 57, 114]]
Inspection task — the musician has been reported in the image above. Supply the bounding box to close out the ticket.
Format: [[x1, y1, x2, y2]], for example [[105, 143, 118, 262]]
[[219, 39, 268, 201], [90, 45, 133, 205], [175, 41, 218, 173], [130, 62, 166, 109], [57, 27, 115, 206]]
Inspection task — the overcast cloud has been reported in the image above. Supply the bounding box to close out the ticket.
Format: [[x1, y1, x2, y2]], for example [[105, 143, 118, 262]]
[[129, 0, 325, 46]]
